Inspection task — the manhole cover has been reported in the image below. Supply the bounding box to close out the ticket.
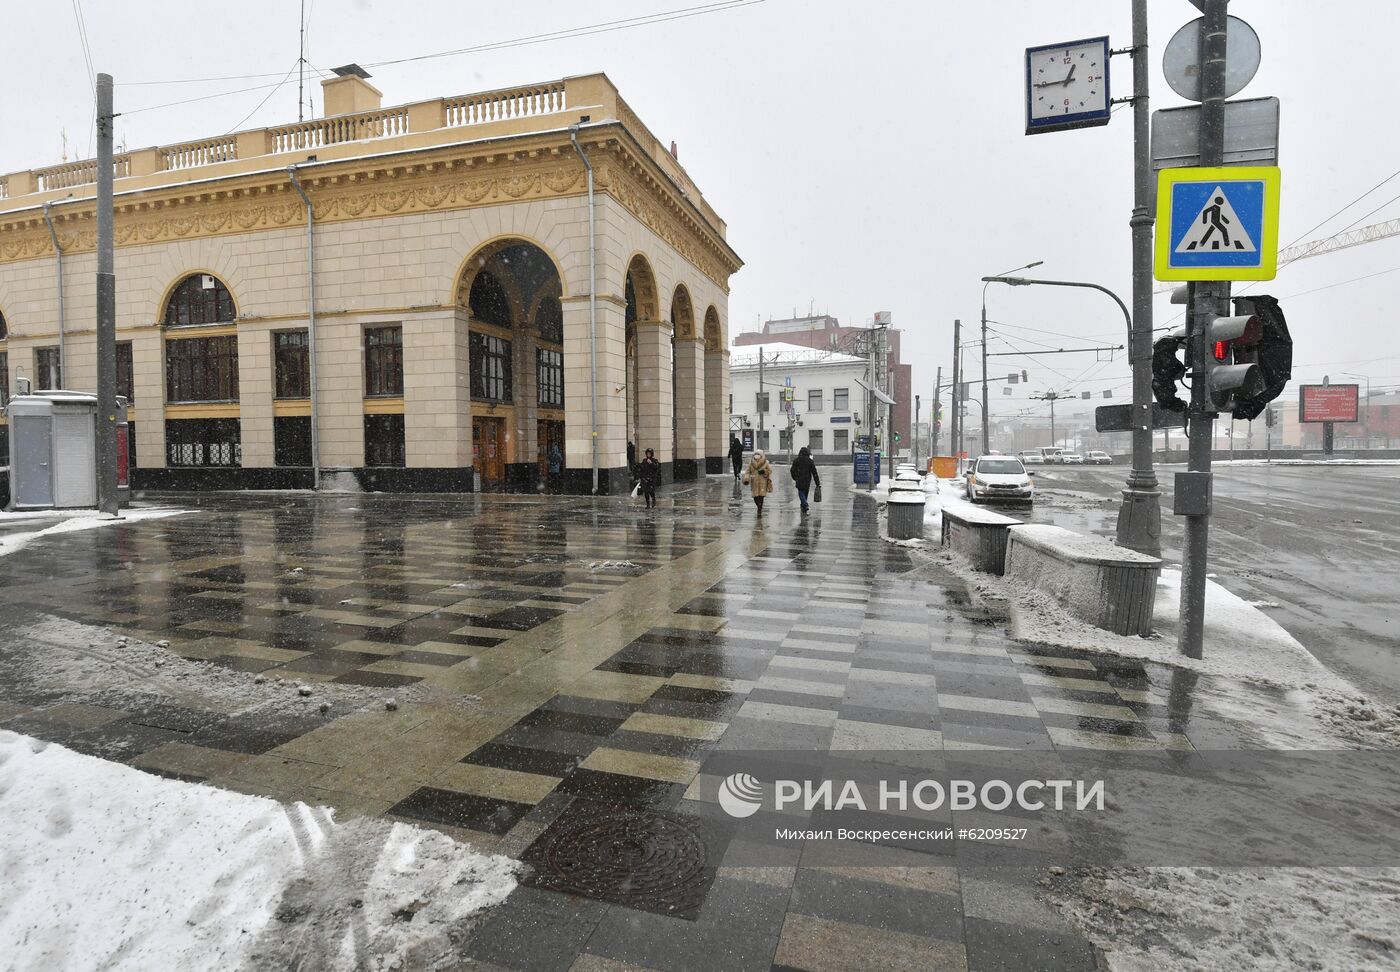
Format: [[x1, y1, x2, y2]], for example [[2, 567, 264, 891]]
[[522, 799, 719, 919]]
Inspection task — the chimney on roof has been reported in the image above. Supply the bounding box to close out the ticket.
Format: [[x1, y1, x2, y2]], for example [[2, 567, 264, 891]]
[[322, 64, 382, 117], [670, 140, 679, 160]]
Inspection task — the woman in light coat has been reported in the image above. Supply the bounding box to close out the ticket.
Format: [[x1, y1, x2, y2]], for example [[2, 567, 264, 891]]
[[742, 449, 774, 516]]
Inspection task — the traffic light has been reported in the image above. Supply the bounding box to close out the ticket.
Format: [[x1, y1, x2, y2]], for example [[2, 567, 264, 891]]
[[1152, 330, 1188, 413], [1226, 295, 1292, 421], [1203, 312, 1266, 414]]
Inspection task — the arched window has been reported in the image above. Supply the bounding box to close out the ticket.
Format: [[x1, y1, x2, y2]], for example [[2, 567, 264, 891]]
[[535, 294, 563, 344], [164, 274, 236, 327], [468, 270, 512, 329], [0, 309, 8, 340]]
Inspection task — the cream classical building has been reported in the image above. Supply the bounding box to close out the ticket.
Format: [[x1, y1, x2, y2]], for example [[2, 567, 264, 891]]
[[0, 70, 740, 492]]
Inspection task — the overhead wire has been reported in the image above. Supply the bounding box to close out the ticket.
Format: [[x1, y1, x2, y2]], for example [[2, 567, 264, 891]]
[[223, 61, 302, 134]]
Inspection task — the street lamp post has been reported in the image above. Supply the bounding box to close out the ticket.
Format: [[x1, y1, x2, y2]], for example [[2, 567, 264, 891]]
[[982, 260, 1042, 456], [981, 274, 1161, 556]]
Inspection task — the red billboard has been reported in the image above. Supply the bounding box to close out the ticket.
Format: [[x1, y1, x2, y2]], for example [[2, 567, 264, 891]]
[[1298, 384, 1359, 423]]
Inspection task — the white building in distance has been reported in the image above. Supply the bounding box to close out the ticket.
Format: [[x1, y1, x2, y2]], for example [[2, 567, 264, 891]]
[[728, 344, 870, 463]]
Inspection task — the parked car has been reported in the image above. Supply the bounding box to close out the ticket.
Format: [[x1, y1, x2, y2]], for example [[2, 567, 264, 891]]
[[1040, 448, 1064, 464], [965, 456, 1034, 505], [1060, 452, 1084, 465], [1086, 451, 1113, 465], [1020, 452, 1045, 465]]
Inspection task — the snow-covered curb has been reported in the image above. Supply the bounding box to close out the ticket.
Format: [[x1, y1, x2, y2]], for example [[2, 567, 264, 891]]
[[0, 730, 519, 971], [0, 506, 191, 558], [1050, 865, 1400, 972], [1208, 458, 1400, 466]]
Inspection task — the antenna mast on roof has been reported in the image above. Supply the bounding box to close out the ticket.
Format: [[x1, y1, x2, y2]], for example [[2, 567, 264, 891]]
[[298, 0, 306, 123]]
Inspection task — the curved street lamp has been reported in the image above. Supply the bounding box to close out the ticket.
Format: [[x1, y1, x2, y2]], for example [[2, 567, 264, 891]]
[[980, 274, 1160, 557]]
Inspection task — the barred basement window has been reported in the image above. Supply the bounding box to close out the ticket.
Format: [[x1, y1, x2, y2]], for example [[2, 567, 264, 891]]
[[274, 416, 312, 467], [470, 332, 512, 402], [117, 342, 134, 402], [166, 418, 241, 467], [364, 326, 403, 397], [164, 274, 236, 326], [165, 336, 238, 403], [36, 347, 62, 391], [364, 414, 405, 467], [537, 347, 564, 408], [274, 331, 310, 399]]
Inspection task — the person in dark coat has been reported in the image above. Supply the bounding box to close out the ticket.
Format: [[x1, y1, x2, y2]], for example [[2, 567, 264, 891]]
[[728, 436, 745, 479], [627, 440, 637, 480], [638, 447, 661, 509], [790, 446, 821, 514]]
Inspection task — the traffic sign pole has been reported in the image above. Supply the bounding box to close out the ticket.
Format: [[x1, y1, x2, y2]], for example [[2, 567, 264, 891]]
[[1178, 0, 1230, 661]]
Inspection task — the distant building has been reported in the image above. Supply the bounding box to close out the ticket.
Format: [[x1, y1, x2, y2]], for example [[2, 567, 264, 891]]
[[728, 344, 868, 464], [734, 314, 912, 446], [1273, 390, 1400, 449]]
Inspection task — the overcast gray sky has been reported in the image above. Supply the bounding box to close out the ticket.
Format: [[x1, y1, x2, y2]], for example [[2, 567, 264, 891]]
[[4, 0, 1398, 421]]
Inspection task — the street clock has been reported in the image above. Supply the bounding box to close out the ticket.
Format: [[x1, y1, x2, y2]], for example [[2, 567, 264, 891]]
[[1025, 36, 1111, 135]]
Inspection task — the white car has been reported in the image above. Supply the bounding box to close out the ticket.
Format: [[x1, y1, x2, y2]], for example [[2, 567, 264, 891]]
[[1086, 451, 1113, 465], [1020, 452, 1045, 465], [1060, 453, 1084, 465], [965, 456, 1034, 505]]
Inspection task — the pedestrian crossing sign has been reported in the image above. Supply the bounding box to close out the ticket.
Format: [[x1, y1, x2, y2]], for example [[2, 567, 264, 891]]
[[1155, 165, 1280, 281]]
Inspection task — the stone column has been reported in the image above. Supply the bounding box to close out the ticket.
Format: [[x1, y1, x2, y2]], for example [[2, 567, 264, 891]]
[[705, 347, 729, 473], [236, 326, 274, 468], [562, 294, 629, 493], [673, 336, 705, 480], [403, 309, 470, 471], [634, 319, 674, 479], [511, 325, 539, 490]]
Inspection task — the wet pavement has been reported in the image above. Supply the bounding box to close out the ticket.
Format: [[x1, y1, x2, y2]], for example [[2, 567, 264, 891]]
[[0, 468, 1350, 971], [1020, 463, 1400, 704]]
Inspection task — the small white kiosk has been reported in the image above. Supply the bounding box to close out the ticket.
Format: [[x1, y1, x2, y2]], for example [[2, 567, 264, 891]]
[[5, 391, 129, 511]]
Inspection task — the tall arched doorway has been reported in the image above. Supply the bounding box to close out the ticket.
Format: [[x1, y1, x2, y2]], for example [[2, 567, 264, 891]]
[[624, 254, 662, 471], [703, 305, 727, 472], [455, 240, 565, 491]]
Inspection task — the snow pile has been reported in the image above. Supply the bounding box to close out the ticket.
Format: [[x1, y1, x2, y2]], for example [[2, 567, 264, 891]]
[[0, 507, 190, 559], [0, 730, 519, 971], [1051, 866, 1400, 972], [3, 615, 482, 716]]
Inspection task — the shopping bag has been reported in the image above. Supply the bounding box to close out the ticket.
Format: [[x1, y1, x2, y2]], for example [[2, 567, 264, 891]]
[[814, 483, 823, 504], [631, 482, 641, 498]]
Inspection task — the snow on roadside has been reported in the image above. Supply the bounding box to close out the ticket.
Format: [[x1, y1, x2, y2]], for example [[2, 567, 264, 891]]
[[2, 615, 482, 717], [0, 730, 519, 971], [1049, 865, 1400, 972], [0, 506, 190, 558]]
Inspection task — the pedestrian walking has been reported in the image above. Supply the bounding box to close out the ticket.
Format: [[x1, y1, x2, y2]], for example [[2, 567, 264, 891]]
[[547, 441, 564, 490], [728, 435, 745, 479], [742, 449, 773, 516], [637, 448, 661, 509], [789, 446, 821, 514]]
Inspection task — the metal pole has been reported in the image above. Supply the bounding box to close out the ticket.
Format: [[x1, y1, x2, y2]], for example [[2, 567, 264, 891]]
[[95, 73, 118, 516], [758, 350, 765, 439], [932, 368, 942, 459], [1115, 0, 1163, 556], [287, 167, 320, 488], [951, 319, 962, 471], [980, 295, 989, 456], [913, 394, 921, 469], [1179, 0, 1229, 659], [42, 202, 66, 389], [568, 127, 599, 493], [867, 332, 876, 490]]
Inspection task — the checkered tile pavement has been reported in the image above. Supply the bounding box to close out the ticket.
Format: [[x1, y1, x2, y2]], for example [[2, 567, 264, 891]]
[[0, 476, 1285, 971]]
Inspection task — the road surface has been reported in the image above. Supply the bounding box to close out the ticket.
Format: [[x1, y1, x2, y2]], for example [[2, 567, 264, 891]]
[[1008, 463, 1400, 704]]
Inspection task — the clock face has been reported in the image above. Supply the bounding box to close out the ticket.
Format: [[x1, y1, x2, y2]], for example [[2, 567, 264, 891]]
[[1025, 37, 1111, 133]]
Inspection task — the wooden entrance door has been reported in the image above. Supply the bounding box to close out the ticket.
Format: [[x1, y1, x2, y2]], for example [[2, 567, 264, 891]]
[[473, 416, 505, 488]]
